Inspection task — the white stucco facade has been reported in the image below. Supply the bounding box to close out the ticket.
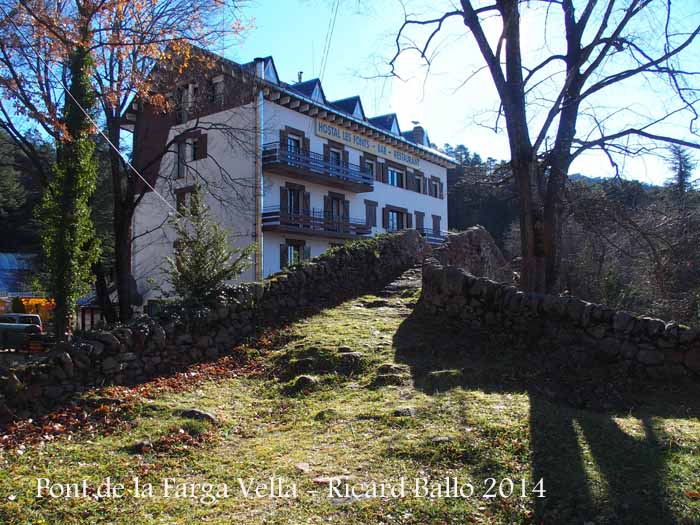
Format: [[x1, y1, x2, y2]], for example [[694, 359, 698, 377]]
[[131, 55, 454, 311]]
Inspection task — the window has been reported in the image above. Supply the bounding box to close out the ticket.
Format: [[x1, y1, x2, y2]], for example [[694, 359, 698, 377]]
[[329, 196, 343, 221], [432, 215, 442, 235], [429, 179, 440, 198], [365, 160, 375, 179], [281, 239, 310, 268], [176, 142, 187, 179], [190, 84, 199, 108], [209, 77, 224, 106], [287, 135, 301, 154], [387, 167, 404, 188], [287, 243, 302, 266], [415, 211, 425, 231], [415, 175, 423, 193], [191, 138, 200, 162], [388, 210, 404, 231], [364, 200, 377, 227], [176, 85, 188, 123], [287, 187, 301, 216], [329, 149, 342, 166], [175, 188, 195, 211]]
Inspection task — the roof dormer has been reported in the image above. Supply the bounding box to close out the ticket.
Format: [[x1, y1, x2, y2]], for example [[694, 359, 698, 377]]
[[290, 78, 326, 104], [263, 57, 279, 83], [368, 113, 401, 136], [330, 96, 366, 120]]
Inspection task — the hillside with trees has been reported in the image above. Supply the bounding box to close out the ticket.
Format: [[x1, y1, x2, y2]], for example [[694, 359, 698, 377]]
[[447, 142, 699, 326]]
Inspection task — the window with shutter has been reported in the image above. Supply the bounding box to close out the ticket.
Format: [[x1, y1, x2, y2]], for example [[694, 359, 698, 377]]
[[432, 215, 441, 235], [279, 187, 289, 219], [342, 200, 350, 233], [429, 179, 440, 198], [279, 244, 288, 269], [175, 141, 186, 179], [364, 200, 377, 227], [192, 134, 207, 160], [365, 160, 375, 180], [415, 211, 424, 231], [282, 239, 306, 268]]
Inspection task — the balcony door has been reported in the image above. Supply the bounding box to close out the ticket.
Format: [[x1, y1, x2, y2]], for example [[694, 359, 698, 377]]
[[287, 187, 301, 223], [280, 184, 310, 228], [287, 135, 302, 166], [324, 193, 349, 233], [388, 210, 404, 232]]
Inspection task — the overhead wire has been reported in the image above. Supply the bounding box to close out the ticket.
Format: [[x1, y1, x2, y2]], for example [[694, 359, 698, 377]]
[[0, 3, 183, 218], [319, 0, 340, 82]]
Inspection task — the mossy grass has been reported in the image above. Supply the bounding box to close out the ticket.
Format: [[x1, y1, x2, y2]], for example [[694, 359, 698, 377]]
[[1, 281, 700, 524]]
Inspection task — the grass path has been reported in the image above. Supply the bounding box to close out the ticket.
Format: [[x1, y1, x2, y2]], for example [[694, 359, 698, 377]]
[[1, 270, 700, 524]]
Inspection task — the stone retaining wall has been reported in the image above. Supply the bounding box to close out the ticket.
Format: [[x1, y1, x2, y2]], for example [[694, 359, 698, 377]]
[[420, 257, 700, 380], [0, 231, 427, 420]]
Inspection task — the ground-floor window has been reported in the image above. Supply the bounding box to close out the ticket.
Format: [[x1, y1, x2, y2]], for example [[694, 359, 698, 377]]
[[280, 239, 311, 268], [388, 210, 405, 231]]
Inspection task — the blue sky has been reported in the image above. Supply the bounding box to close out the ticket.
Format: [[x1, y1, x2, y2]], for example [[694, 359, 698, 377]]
[[227, 0, 700, 185]]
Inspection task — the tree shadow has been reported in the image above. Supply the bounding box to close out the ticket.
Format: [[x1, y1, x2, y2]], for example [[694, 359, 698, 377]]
[[392, 307, 700, 525]]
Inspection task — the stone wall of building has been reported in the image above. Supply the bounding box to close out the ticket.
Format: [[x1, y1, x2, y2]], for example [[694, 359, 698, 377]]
[[420, 257, 700, 380], [0, 231, 427, 420]]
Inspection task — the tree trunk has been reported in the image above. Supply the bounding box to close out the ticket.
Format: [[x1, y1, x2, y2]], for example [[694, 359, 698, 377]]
[[514, 159, 546, 293], [92, 260, 116, 324], [50, 39, 98, 341], [114, 207, 134, 321], [107, 118, 135, 322]]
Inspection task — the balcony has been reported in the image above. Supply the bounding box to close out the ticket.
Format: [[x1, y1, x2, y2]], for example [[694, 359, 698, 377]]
[[388, 227, 447, 246], [262, 142, 374, 193], [262, 206, 372, 240]]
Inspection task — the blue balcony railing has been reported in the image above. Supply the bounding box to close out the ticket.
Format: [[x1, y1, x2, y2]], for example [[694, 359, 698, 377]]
[[262, 142, 374, 188]]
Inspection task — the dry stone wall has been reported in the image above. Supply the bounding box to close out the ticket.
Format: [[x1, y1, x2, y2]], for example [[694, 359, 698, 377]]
[[0, 231, 427, 420], [432, 226, 513, 282], [420, 257, 700, 380]]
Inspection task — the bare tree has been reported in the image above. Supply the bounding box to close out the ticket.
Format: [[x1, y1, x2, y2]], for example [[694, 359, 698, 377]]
[[0, 0, 253, 321], [391, 0, 700, 293]]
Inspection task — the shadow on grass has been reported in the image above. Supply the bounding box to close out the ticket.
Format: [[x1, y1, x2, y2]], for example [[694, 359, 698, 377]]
[[392, 306, 700, 525]]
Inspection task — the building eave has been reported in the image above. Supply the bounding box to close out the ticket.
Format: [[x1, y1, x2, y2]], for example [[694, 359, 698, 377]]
[[262, 81, 457, 168]]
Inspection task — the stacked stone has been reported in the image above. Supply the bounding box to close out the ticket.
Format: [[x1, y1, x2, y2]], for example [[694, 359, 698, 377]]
[[420, 257, 700, 380], [0, 231, 427, 420]]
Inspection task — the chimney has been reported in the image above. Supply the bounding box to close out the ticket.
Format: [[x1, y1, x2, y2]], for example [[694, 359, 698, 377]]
[[412, 125, 425, 145], [297, 71, 303, 83]]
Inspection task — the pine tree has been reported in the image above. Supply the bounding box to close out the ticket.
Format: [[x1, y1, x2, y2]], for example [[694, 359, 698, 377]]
[[165, 188, 254, 307], [666, 145, 696, 202], [0, 169, 25, 218]]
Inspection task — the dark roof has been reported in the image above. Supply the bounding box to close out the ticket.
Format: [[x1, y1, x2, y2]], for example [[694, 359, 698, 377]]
[[368, 113, 399, 133], [401, 130, 414, 142], [329, 96, 365, 119], [240, 56, 278, 81], [290, 78, 321, 98]]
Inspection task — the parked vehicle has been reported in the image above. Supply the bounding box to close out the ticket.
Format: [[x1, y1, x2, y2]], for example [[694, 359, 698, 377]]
[[0, 313, 44, 350]]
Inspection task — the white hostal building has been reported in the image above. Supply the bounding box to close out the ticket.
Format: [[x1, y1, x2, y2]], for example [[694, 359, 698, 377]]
[[127, 53, 456, 313]]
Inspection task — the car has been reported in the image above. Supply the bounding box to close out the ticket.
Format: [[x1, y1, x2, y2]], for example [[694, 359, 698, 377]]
[[0, 313, 44, 350]]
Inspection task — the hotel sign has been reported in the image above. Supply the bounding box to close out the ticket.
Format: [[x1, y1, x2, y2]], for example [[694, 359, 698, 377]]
[[315, 119, 420, 167]]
